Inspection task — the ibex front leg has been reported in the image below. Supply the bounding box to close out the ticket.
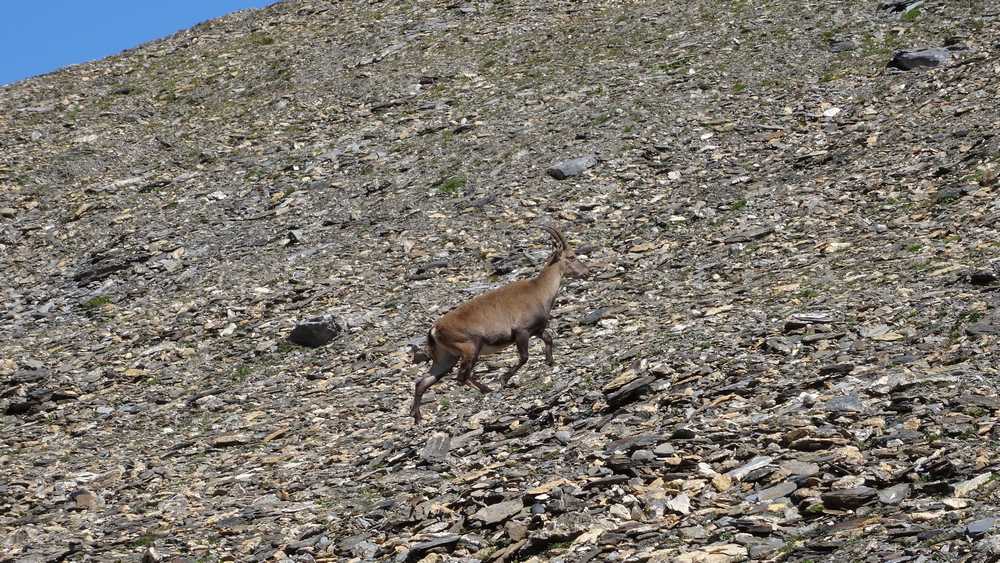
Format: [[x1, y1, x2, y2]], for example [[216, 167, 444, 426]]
[[540, 329, 555, 366], [501, 330, 532, 388], [456, 340, 491, 394]]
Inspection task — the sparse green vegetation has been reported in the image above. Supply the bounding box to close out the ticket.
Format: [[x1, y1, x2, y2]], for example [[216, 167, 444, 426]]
[[82, 295, 111, 311], [820, 67, 848, 83], [131, 534, 157, 547], [592, 112, 612, 126], [901, 7, 921, 22], [435, 175, 466, 196], [248, 32, 275, 46], [234, 365, 252, 382], [798, 288, 819, 300]]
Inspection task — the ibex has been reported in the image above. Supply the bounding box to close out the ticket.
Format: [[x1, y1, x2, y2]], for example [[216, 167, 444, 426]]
[[410, 225, 588, 424]]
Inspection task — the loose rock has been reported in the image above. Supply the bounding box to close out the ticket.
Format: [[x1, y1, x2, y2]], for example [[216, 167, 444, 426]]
[[546, 155, 597, 180], [888, 48, 952, 70], [287, 314, 342, 347]]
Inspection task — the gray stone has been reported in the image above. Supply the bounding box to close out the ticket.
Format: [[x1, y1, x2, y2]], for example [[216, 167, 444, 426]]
[[546, 155, 597, 180], [195, 394, 225, 411], [209, 434, 250, 448], [678, 525, 708, 539], [340, 536, 378, 559], [671, 426, 697, 440], [879, 0, 923, 13], [934, 186, 973, 203], [727, 456, 774, 481], [631, 449, 656, 462], [889, 48, 952, 70], [818, 363, 854, 376], [654, 443, 675, 456], [405, 535, 459, 561], [0, 207, 15, 218], [666, 493, 691, 515], [70, 488, 99, 511], [823, 393, 864, 413], [779, 460, 819, 477], [470, 499, 523, 525], [505, 520, 528, 541], [606, 433, 663, 453], [970, 270, 998, 286], [420, 432, 451, 462], [821, 486, 876, 510], [748, 481, 797, 502], [604, 375, 656, 409], [141, 546, 162, 563], [878, 484, 910, 505], [966, 322, 1000, 337], [725, 226, 774, 244], [287, 314, 342, 348], [581, 308, 607, 325], [747, 537, 785, 558], [967, 517, 998, 538], [829, 39, 857, 53], [977, 534, 1000, 556], [953, 472, 993, 497]]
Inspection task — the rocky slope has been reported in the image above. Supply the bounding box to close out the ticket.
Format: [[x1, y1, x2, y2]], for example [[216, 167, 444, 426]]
[[2, 0, 1000, 561]]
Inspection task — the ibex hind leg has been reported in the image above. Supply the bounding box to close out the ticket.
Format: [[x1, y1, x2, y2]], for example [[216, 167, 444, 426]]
[[411, 353, 459, 423], [454, 340, 482, 386]]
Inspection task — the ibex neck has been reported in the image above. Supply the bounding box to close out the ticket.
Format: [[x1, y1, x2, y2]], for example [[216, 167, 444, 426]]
[[536, 263, 564, 308]]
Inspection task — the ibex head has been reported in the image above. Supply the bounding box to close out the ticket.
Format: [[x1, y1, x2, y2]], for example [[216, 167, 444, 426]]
[[538, 224, 588, 278]]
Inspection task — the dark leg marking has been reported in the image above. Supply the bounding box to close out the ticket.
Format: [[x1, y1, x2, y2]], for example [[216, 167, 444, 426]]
[[455, 341, 481, 385], [411, 353, 458, 424], [540, 329, 554, 366]]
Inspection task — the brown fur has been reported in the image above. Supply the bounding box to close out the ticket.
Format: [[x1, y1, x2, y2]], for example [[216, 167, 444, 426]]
[[411, 226, 587, 424]]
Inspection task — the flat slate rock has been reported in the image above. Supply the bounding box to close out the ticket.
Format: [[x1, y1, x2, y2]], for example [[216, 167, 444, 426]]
[[406, 535, 460, 561], [822, 393, 864, 413], [822, 487, 877, 510], [878, 484, 910, 505], [748, 481, 797, 503], [470, 499, 523, 525], [287, 314, 342, 347], [889, 48, 952, 70], [546, 155, 597, 180], [727, 456, 774, 481]]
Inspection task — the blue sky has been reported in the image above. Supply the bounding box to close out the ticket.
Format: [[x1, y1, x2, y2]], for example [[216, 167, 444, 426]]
[[0, 1, 279, 86]]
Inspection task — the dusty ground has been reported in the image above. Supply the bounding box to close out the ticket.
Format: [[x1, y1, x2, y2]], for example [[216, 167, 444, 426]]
[[2, 0, 1000, 561]]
